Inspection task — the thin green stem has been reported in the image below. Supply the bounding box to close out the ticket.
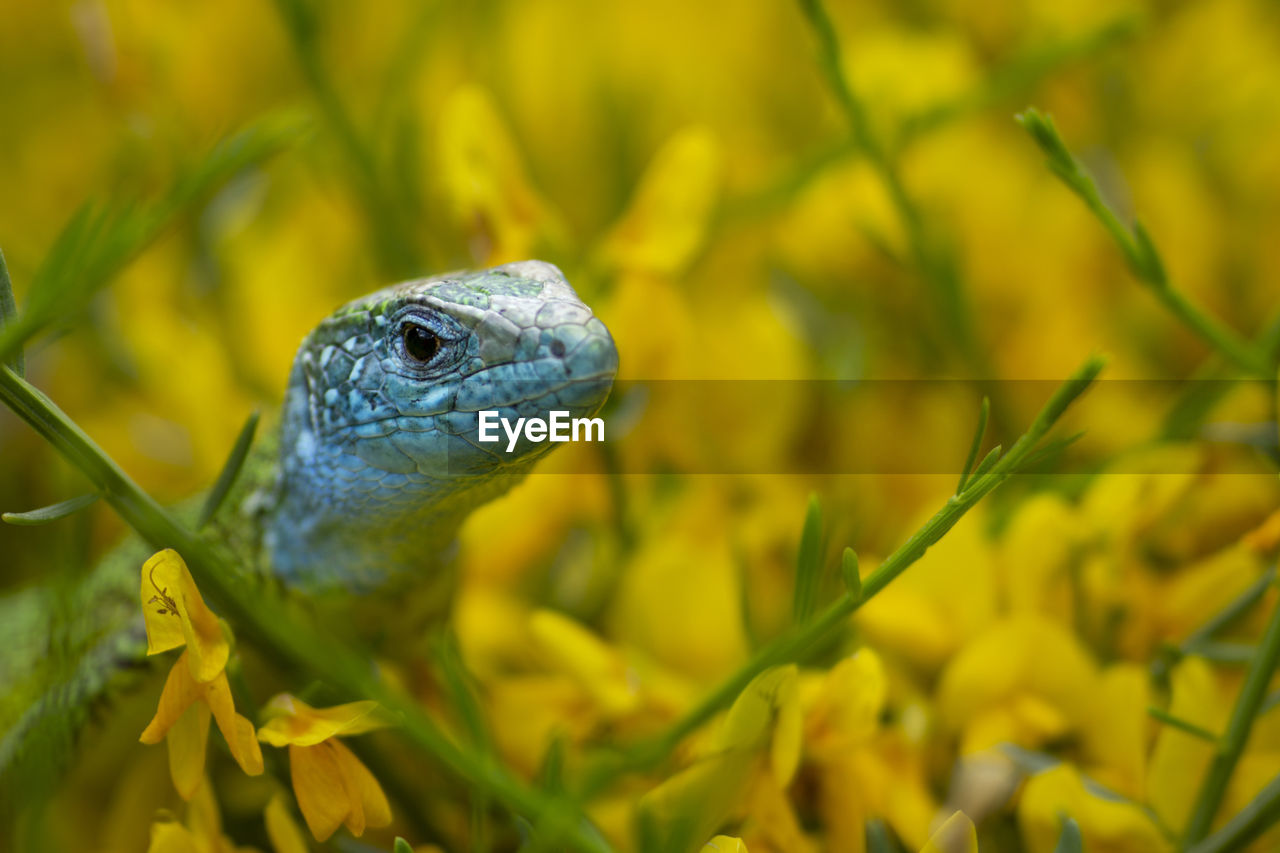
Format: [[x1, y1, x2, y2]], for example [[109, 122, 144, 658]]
[[1188, 772, 1280, 853], [1017, 108, 1273, 379], [270, 0, 422, 278], [796, 0, 985, 371], [0, 365, 613, 853], [1184, 576, 1280, 845], [582, 356, 1105, 795], [1147, 707, 1218, 743]]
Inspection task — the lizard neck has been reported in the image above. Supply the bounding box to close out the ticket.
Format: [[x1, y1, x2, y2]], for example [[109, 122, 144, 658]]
[[263, 363, 530, 595]]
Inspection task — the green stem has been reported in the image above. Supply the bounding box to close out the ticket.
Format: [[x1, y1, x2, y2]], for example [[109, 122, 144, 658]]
[[0, 365, 613, 853], [1018, 108, 1273, 380], [1184, 578, 1280, 845], [1188, 772, 1280, 853], [583, 356, 1104, 795], [1147, 707, 1218, 743], [270, 0, 422, 278], [796, 0, 985, 372]]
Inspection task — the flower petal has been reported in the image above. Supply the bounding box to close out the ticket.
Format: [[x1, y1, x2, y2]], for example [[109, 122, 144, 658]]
[[264, 793, 310, 853], [290, 743, 351, 842], [921, 811, 977, 853], [331, 739, 392, 834], [141, 654, 201, 745], [141, 550, 229, 683], [141, 551, 189, 656], [167, 702, 211, 801], [203, 671, 264, 776], [258, 694, 393, 747], [147, 816, 201, 853]]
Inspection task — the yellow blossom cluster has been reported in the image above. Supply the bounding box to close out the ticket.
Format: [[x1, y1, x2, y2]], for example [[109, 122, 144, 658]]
[[137, 551, 393, 849]]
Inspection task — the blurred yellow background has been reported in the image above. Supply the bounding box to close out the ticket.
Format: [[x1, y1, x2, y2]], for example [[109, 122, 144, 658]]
[[4, 1, 1280, 851]]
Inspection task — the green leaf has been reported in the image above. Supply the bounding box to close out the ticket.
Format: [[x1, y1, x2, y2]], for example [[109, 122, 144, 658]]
[[1016, 108, 1075, 170], [866, 818, 897, 853], [1132, 220, 1168, 287], [432, 631, 492, 753], [792, 494, 824, 624], [1147, 706, 1219, 742], [0, 248, 22, 378], [841, 547, 861, 600], [1053, 816, 1083, 853], [538, 733, 567, 795], [1017, 108, 1269, 378], [198, 410, 260, 528], [967, 444, 1003, 485], [956, 396, 990, 493], [0, 113, 304, 368], [394, 838, 414, 853], [3, 492, 99, 526], [1022, 430, 1085, 470]]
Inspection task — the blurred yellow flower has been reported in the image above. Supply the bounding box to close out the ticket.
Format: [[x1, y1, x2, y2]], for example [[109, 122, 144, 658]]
[[937, 615, 1098, 754], [800, 650, 937, 850], [599, 126, 722, 277], [703, 836, 749, 852], [803, 650, 886, 757], [529, 608, 639, 717], [1081, 664, 1150, 799], [256, 694, 394, 841], [146, 779, 258, 853], [437, 85, 562, 265], [262, 793, 309, 853], [138, 550, 262, 799], [1018, 764, 1170, 853], [637, 666, 801, 849], [1146, 656, 1231, 832]]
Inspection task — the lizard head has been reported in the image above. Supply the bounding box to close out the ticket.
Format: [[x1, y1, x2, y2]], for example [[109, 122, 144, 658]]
[[268, 260, 617, 594]]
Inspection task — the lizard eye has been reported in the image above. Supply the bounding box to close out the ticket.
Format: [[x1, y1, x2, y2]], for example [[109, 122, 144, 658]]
[[402, 324, 440, 363]]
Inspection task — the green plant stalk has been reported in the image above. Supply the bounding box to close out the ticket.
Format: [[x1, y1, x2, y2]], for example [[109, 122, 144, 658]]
[[1017, 109, 1272, 379], [1188, 771, 1280, 853], [584, 356, 1104, 793], [0, 365, 613, 853], [1153, 566, 1277, 683], [0, 117, 301, 370], [270, 0, 422, 278], [1147, 707, 1218, 743], [1160, 310, 1280, 441], [796, 0, 984, 371], [1184, 578, 1280, 846]]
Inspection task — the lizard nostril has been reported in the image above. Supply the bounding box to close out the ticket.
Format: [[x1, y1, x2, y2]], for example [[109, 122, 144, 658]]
[[549, 339, 567, 358]]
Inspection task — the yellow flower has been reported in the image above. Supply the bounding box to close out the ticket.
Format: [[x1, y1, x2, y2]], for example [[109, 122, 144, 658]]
[[141, 549, 229, 683], [1018, 764, 1170, 853], [138, 550, 262, 799], [263, 793, 309, 853], [1146, 656, 1232, 831], [637, 666, 801, 850], [598, 126, 722, 277], [257, 694, 394, 841], [146, 778, 259, 853], [436, 85, 563, 265], [801, 651, 937, 851], [936, 615, 1098, 754]]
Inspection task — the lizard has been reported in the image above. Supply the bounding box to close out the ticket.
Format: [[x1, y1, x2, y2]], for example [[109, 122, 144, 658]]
[[0, 259, 618, 804]]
